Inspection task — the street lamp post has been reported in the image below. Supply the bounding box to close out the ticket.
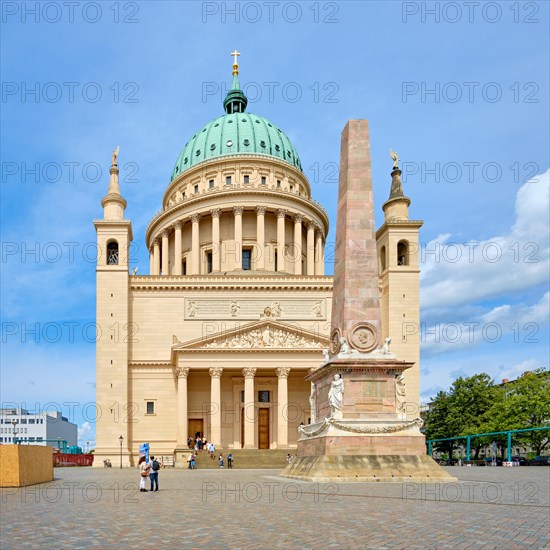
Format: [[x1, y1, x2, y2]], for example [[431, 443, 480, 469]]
[[119, 436, 124, 469]]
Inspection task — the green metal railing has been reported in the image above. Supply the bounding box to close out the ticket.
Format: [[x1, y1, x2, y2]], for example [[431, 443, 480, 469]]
[[13, 438, 68, 453], [427, 426, 550, 462]]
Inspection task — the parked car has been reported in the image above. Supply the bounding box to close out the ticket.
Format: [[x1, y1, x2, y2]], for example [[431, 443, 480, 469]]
[[527, 456, 550, 466], [511, 456, 528, 465], [483, 457, 503, 466]]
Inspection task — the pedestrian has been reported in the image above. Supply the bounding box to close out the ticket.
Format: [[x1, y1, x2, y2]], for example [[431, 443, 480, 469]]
[[219, 453, 224, 468], [227, 452, 233, 469], [202, 436, 207, 449], [187, 436, 193, 449], [191, 453, 196, 469], [286, 453, 293, 464], [148, 455, 160, 491], [138, 456, 150, 492], [187, 452, 193, 469], [210, 443, 215, 459]]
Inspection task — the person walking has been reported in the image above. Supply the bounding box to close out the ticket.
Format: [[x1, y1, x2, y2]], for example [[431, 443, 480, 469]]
[[138, 456, 150, 492], [191, 453, 196, 469], [219, 453, 224, 468], [187, 452, 193, 469], [148, 455, 160, 491], [210, 443, 216, 459], [227, 452, 233, 469]]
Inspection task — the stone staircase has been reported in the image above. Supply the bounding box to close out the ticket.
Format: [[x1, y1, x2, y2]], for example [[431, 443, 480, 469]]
[[191, 449, 292, 470]]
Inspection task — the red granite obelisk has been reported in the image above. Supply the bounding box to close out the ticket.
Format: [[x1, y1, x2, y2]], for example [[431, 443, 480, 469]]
[[330, 120, 381, 354]]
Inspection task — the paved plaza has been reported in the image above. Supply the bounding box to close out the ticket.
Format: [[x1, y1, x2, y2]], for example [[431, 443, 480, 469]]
[[1, 466, 549, 549]]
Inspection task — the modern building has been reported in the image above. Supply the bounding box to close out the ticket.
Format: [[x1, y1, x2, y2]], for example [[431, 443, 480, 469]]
[[0, 408, 77, 447], [94, 56, 423, 466]]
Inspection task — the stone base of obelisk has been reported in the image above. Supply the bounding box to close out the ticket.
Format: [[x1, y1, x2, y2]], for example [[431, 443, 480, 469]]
[[280, 355, 457, 482]]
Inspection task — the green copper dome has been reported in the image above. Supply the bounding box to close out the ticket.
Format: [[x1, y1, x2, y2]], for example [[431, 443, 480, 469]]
[[171, 72, 302, 181]]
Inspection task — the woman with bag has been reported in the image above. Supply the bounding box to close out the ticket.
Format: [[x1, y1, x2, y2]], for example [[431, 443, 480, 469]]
[[138, 456, 150, 492]]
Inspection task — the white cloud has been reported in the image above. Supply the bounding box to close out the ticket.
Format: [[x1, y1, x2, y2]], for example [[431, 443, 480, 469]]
[[420, 170, 549, 310]]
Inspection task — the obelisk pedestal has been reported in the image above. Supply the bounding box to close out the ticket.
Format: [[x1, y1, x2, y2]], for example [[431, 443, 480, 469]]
[[281, 120, 455, 482]]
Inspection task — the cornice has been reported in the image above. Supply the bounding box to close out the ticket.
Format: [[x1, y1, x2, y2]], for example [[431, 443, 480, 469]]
[[145, 187, 329, 246], [129, 274, 334, 292]]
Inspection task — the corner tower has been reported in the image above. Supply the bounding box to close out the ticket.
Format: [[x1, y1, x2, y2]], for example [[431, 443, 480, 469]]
[[93, 148, 133, 466], [376, 156, 423, 414]]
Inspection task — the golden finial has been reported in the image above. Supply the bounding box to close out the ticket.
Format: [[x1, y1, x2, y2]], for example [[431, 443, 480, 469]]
[[230, 49, 240, 75]]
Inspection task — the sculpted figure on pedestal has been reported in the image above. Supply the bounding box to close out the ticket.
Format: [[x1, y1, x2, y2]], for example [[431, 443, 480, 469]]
[[328, 374, 344, 418], [395, 374, 406, 413]]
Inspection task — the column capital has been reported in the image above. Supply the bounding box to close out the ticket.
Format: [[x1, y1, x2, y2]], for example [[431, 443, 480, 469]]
[[175, 367, 190, 379], [191, 213, 201, 224], [209, 367, 223, 378], [174, 220, 183, 230], [149, 246, 153, 254], [153, 238, 160, 247], [162, 229, 169, 238], [242, 367, 257, 379], [277, 208, 287, 219], [275, 367, 291, 379], [233, 206, 244, 216], [293, 213, 303, 224], [256, 205, 267, 215], [211, 208, 221, 219], [307, 220, 317, 231]]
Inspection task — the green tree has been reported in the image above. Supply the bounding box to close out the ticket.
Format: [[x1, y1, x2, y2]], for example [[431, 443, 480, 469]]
[[489, 368, 550, 455], [424, 390, 455, 458]]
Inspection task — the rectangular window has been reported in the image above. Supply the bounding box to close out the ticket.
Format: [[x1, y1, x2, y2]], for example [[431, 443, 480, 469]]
[[261, 176, 266, 185], [28, 419, 35, 424], [37, 437, 43, 441], [242, 249, 252, 271], [243, 175, 249, 184], [206, 252, 213, 274], [194, 184, 199, 194], [20, 419, 27, 424], [209, 179, 214, 188], [274, 251, 278, 272], [241, 391, 244, 402], [277, 180, 281, 188], [226, 176, 232, 185], [182, 260, 187, 275], [258, 391, 270, 403], [28, 437, 35, 442], [146, 401, 155, 415]]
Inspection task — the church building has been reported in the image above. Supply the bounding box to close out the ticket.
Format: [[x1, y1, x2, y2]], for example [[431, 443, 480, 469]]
[[94, 54, 422, 466]]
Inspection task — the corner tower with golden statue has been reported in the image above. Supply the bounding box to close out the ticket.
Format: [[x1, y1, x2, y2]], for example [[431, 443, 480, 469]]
[[94, 53, 423, 467]]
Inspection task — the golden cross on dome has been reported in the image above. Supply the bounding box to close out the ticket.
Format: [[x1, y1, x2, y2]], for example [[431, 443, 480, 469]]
[[230, 49, 240, 75]]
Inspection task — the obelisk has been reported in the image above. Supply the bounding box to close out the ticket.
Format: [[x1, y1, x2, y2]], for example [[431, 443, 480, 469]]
[[281, 120, 456, 482], [330, 120, 381, 354]]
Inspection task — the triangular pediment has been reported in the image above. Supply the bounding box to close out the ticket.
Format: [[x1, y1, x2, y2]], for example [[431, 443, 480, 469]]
[[172, 319, 330, 352]]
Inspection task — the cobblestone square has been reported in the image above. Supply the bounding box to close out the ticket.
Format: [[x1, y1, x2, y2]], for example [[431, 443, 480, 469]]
[[1, 466, 549, 549]]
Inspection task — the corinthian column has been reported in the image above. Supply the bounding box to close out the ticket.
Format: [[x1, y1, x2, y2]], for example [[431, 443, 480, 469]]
[[209, 367, 223, 446], [277, 209, 286, 272], [174, 221, 183, 275], [306, 221, 315, 275], [242, 367, 257, 449], [175, 367, 189, 447], [256, 206, 266, 270], [191, 214, 201, 275], [211, 209, 221, 272], [153, 238, 160, 275], [149, 247, 154, 275], [233, 206, 243, 270], [315, 229, 324, 275], [293, 214, 303, 275], [161, 229, 169, 275], [276, 367, 291, 448]]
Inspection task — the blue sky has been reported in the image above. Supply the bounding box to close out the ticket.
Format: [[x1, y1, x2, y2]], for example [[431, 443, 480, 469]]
[[1, 1, 549, 447]]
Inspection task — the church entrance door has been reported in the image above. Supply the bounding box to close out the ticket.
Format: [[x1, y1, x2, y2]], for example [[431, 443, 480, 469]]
[[188, 419, 204, 440], [258, 408, 270, 449]]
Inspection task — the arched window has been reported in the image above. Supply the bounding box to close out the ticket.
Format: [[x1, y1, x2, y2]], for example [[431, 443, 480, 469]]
[[379, 245, 387, 272], [107, 241, 119, 265], [397, 240, 409, 266]]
